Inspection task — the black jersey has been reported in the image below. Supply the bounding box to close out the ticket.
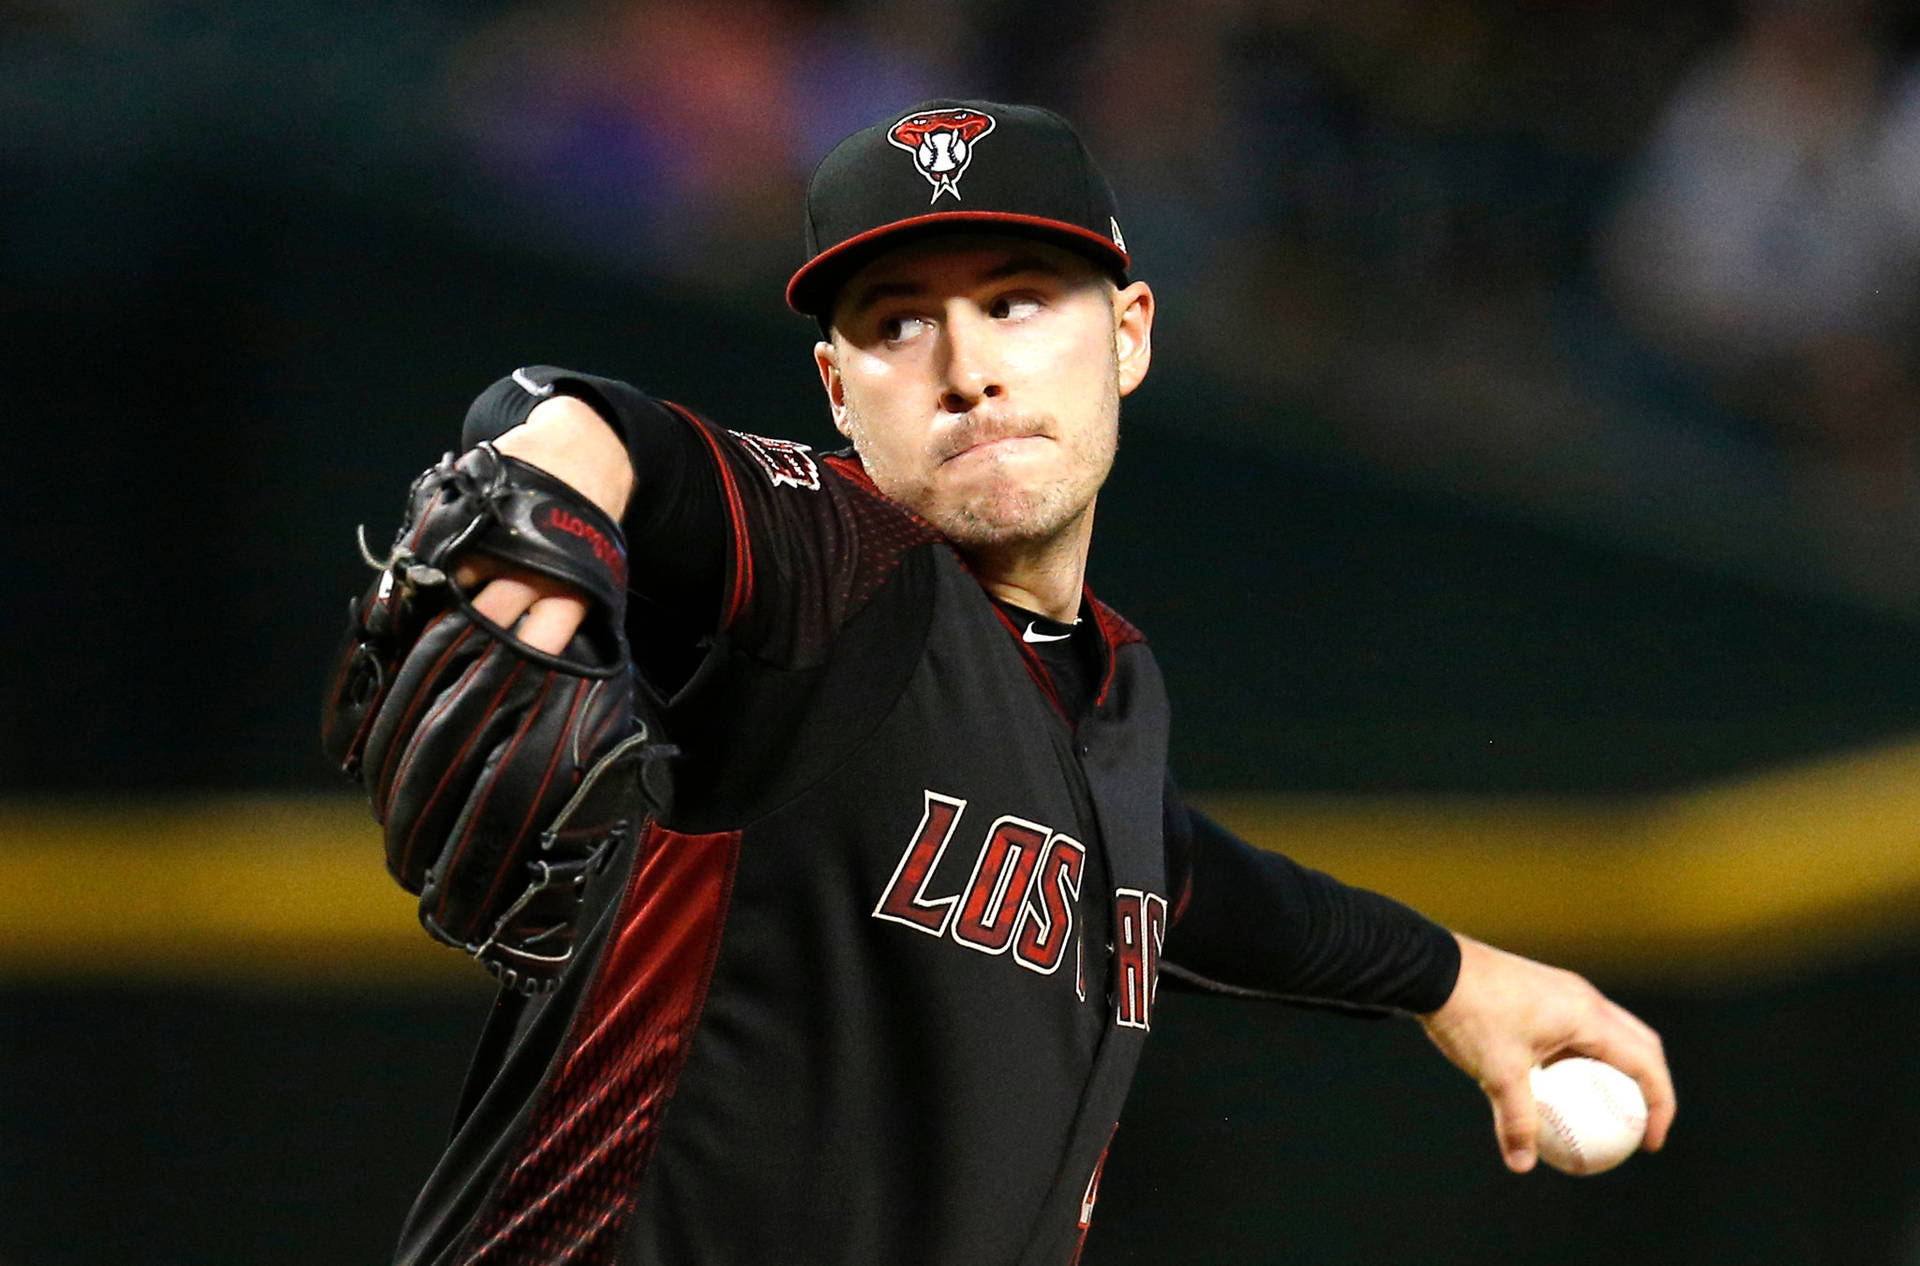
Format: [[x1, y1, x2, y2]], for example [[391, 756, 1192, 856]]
[[391, 368, 1459, 1266]]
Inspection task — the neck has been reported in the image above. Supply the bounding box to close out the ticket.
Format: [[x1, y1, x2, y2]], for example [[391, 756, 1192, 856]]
[[963, 504, 1095, 623]]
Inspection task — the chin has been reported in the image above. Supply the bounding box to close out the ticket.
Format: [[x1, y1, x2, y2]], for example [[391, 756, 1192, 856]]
[[934, 483, 1085, 549]]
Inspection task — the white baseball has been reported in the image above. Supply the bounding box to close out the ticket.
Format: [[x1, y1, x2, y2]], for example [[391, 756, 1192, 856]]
[[1529, 1057, 1648, 1176]]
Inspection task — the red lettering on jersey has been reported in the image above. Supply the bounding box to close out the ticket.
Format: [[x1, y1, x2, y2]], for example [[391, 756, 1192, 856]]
[[1071, 1128, 1118, 1264], [1114, 888, 1168, 1030], [872, 791, 967, 936], [872, 795, 1100, 995], [951, 816, 1048, 955], [1080, 1135, 1111, 1229], [1012, 833, 1085, 975], [1145, 890, 1166, 1013]]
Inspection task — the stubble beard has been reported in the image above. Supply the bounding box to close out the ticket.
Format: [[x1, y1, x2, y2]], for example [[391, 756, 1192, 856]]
[[845, 376, 1119, 553]]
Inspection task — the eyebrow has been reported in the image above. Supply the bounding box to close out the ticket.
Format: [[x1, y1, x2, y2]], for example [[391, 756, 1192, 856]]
[[843, 253, 1068, 323]]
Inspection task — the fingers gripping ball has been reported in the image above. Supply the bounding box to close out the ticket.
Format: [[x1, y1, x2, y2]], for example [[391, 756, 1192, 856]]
[[1530, 1057, 1649, 1176], [321, 444, 665, 992]]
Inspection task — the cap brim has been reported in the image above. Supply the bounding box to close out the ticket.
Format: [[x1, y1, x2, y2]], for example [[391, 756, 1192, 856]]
[[786, 211, 1131, 319]]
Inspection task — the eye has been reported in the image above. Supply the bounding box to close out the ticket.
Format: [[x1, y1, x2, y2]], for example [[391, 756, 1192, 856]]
[[988, 292, 1042, 321], [880, 313, 931, 344]]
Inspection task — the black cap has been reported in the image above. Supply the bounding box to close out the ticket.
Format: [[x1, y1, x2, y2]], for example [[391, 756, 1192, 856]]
[[787, 99, 1131, 320]]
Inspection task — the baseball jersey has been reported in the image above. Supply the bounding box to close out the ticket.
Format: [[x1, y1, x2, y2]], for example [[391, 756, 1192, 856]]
[[388, 367, 1459, 1266]]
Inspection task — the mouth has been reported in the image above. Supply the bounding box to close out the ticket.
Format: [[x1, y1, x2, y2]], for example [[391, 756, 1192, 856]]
[[941, 433, 1050, 465]]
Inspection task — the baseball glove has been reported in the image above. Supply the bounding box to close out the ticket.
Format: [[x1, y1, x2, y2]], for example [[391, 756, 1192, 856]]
[[322, 443, 665, 992]]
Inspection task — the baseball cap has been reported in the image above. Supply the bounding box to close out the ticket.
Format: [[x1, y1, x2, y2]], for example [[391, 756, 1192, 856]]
[[786, 98, 1132, 320]]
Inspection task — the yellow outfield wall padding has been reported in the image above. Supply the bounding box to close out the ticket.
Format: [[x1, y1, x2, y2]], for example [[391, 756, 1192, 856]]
[[1203, 734, 1920, 978], [6, 734, 1920, 984], [0, 798, 465, 983]]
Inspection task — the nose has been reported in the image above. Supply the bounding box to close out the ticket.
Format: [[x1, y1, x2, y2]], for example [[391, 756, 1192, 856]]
[[937, 309, 1004, 415]]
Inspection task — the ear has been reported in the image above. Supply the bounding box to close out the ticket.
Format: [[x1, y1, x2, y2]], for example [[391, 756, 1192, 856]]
[[1112, 281, 1154, 398], [814, 338, 852, 437]]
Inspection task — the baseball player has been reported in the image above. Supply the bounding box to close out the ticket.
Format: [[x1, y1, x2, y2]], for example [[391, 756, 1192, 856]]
[[324, 100, 1674, 1266]]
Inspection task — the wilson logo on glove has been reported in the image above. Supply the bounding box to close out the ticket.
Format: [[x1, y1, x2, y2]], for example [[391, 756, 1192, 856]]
[[546, 505, 626, 585], [322, 443, 670, 993]]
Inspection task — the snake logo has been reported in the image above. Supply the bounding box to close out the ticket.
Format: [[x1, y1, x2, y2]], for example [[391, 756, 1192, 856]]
[[888, 107, 996, 203]]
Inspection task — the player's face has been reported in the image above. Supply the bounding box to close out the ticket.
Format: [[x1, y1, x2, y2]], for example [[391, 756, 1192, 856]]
[[814, 235, 1153, 551]]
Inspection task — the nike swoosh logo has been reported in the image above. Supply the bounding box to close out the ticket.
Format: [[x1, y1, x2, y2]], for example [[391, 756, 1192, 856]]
[[512, 368, 556, 398], [1022, 622, 1073, 644]]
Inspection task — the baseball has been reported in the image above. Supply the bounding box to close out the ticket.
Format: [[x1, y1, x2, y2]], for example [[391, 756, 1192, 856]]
[[1530, 1057, 1648, 1175]]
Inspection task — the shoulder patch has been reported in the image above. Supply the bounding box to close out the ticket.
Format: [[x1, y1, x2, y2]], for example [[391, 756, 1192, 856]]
[[730, 431, 821, 491]]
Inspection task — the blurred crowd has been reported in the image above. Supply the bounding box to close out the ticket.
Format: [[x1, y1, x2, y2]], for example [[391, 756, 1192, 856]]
[[441, 0, 1689, 310], [1605, 0, 1920, 579], [10, 0, 1920, 605], [439, 0, 1920, 600]]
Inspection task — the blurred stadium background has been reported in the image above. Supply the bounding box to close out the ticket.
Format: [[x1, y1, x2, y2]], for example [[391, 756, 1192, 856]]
[[9, 0, 1920, 1260]]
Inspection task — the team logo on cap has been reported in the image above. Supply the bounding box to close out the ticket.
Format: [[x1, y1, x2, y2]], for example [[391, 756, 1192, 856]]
[[888, 107, 996, 203]]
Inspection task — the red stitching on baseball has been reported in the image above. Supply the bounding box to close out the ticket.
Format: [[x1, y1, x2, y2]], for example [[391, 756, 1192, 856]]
[[1537, 1099, 1585, 1168]]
